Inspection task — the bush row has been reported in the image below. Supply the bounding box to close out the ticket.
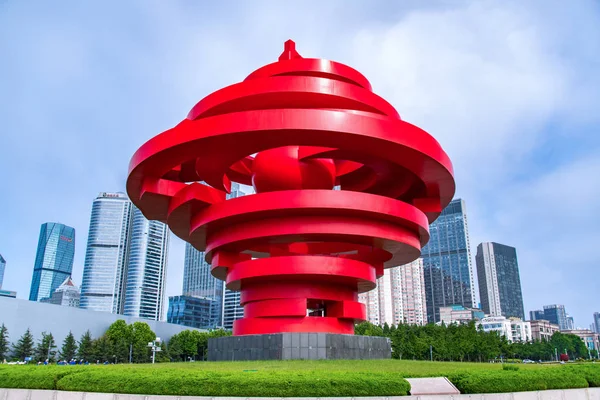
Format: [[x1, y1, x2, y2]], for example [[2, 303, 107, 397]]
[[448, 365, 600, 394], [1, 363, 599, 396], [0, 366, 411, 397]]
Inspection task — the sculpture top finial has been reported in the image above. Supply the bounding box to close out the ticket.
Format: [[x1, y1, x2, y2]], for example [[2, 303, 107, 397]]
[[278, 39, 302, 61]]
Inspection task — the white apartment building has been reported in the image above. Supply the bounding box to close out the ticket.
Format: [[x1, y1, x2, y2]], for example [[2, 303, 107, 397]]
[[477, 316, 532, 342]]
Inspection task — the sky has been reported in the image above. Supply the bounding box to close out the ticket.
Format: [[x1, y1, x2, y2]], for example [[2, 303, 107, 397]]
[[0, 1, 599, 327]]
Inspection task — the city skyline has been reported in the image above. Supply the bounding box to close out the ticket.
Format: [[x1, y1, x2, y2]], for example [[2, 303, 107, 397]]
[[1, 1, 599, 327], [4, 189, 596, 329]]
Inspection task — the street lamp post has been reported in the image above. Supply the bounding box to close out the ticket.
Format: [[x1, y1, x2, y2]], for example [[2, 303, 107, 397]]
[[147, 337, 162, 364]]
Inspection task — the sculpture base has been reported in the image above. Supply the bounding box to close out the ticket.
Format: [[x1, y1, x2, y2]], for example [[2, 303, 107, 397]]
[[207, 333, 391, 361]]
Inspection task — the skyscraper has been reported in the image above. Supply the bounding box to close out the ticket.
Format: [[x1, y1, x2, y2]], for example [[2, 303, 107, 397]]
[[0, 254, 5, 289], [167, 295, 219, 329], [543, 304, 569, 330], [222, 289, 244, 330], [123, 207, 169, 321], [80, 192, 169, 321], [476, 242, 525, 319], [80, 193, 132, 313], [390, 259, 428, 325], [594, 312, 600, 334], [179, 243, 223, 328], [29, 223, 75, 302], [421, 199, 476, 323], [358, 259, 427, 326]]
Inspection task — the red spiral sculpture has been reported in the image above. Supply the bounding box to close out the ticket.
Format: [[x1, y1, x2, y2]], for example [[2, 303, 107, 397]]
[[127, 40, 455, 335]]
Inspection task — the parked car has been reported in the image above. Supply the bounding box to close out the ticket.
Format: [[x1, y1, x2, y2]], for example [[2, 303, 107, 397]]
[[523, 359, 535, 364]]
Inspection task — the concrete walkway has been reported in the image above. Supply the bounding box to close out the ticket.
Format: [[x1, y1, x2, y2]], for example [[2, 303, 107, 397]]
[[1, 388, 599, 400]]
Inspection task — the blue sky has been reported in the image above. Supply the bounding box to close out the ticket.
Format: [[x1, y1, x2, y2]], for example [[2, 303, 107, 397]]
[[1, 1, 599, 327]]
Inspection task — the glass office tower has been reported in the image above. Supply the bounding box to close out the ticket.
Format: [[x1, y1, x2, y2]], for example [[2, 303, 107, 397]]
[[167, 295, 219, 329], [29, 223, 75, 301], [543, 304, 569, 330], [180, 243, 223, 328], [476, 242, 525, 319], [421, 199, 476, 323], [123, 207, 169, 320], [80, 193, 133, 313]]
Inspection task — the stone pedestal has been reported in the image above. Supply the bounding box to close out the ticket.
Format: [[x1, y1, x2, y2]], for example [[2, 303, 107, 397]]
[[207, 333, 391, 361]]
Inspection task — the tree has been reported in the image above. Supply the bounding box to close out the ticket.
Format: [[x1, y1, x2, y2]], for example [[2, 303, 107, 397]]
[[78, 330, 94, 361], [60, 331, 77, 361], [131, 322, 156, 363], [0, 324, 9, 361], [34, 332, 57, 362], [92, 335, 112, 363], [105, 320, 132, 363], [12, 328, 34, 361]]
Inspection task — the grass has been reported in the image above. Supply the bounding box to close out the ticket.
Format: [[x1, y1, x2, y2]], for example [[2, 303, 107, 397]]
[[0, 360, 598, 396]]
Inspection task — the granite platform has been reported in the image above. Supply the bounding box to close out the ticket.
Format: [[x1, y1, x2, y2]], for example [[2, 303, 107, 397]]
[[207, 333, 392, 361]]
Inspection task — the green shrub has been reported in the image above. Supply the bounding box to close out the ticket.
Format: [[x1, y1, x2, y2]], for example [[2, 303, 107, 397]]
[[502, 364, 519, 371], [56, 368, 411, 397], [566, 365, 600, 387], [0, 366, 83, 389], [449, 368, 588, 394]]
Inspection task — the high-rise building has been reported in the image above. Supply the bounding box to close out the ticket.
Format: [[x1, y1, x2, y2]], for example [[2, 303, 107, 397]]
[[180, 243, 223, 328], [40, 277, 80, 308], [593, 312, 600, 334], [29, 223, 75, 302], [167, 295, 219, 329], [222, 289, 244, 330], [530, 310, 545, 321], [542, 304, 569, 330], [476, 242, 524, 320], [0, 253, 5, 289], [421, 199, 476, 323], [123, 207, 169, 321], [80, 193, 133, 313], [359, 259, 428, 326], [80, 192, 169, 321], [359, 280, 384, 326]]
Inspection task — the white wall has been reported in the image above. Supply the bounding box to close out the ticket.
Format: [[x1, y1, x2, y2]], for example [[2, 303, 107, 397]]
[[0, 297, 203, 350]]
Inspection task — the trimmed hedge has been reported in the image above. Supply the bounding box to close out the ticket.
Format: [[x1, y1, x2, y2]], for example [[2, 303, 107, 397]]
[[448, 368, 589, 394], [1, 362, 600, 396], [0, 367, 410, 397], [566, 365, 600, 387], [0, 367, 83, 390]]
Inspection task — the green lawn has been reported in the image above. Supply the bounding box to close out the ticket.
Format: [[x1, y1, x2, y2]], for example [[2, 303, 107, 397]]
[[0, 360, 598, 396]]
